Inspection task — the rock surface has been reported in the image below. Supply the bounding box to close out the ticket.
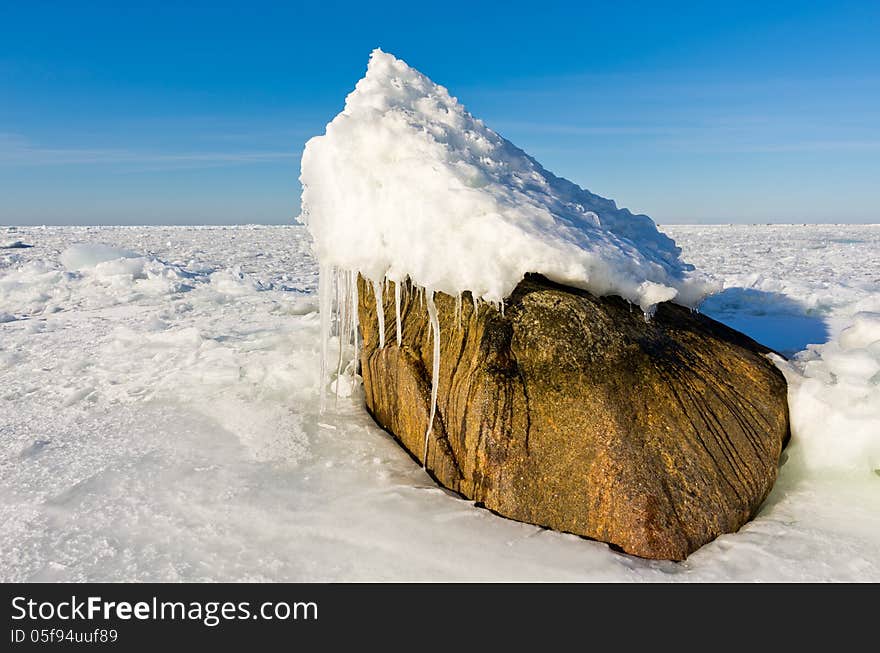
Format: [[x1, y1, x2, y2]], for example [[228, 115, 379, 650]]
[[357, 274, 790, 560]]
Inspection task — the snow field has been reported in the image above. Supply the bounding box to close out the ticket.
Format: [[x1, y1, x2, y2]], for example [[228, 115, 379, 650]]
[[0, 223, 878, 581]]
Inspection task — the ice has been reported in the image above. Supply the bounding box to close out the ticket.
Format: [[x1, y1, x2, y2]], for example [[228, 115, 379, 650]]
[[59, 243, 139, 270], [300, 49, 708, 311], [777, 312, 880, 475], [210, 265, 262, 295], [0, 240, 33, 250], [373, 280, 386, 349], [394, 281, 402, 346], [838, 313, 880, 350], [423, 291, 441, 464], [1, 224, 879, 581], [318, 264, 333, 414]]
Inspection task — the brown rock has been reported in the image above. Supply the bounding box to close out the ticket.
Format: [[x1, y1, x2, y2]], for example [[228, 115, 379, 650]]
[[357, 273, 789, 560]]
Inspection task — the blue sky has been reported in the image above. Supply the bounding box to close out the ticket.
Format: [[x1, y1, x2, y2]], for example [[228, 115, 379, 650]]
[[1, 1, 877, 225]]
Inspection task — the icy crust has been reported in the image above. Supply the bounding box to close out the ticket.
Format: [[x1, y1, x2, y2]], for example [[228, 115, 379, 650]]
[[300, 49, 708, 312]]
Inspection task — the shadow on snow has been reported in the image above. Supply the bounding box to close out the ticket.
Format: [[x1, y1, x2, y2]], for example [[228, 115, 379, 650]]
[[699, 287, 829, 357]]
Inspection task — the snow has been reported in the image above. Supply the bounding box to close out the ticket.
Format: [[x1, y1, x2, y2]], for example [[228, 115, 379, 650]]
[[777, 313, 880, 474], [59, 243, 139, 271], [300, 50, 708, 312], [1, 223, 878, 581]]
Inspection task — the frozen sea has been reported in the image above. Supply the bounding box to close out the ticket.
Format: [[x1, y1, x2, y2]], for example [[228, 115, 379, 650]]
[[1, 223, 878, 582]]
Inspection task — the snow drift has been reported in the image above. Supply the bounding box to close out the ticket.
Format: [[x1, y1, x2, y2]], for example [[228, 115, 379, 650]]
[[779, 312, 880, 475], [300, 49, 707, 311]]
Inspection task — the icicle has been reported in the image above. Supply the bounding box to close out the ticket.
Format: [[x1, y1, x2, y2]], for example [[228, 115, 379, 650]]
[[471, 292, 479, 314], [423, 290, 441, 467], [499, 299, 505, 317], [318, 264, 335, 414], [335, 270, 350, 403], [350, 271, 359, 366], [394, 280, 402, 346], [373, 279, 386, 349]]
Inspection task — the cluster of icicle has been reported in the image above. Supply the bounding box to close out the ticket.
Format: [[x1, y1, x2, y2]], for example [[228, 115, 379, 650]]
[[318, 266, 505, 467]]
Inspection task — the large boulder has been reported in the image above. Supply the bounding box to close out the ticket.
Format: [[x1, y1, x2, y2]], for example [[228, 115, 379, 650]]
[[357, 274, 789, 560]]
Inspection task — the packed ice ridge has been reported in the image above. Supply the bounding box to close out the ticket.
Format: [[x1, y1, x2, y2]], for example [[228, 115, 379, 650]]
[[300, 49, 711, 435]]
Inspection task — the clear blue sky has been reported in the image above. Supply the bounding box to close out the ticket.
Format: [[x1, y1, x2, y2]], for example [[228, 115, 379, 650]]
[[1, 0, 878, 225]]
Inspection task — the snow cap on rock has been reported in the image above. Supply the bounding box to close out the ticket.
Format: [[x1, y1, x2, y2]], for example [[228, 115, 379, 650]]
[[300, 49, 709, 312]]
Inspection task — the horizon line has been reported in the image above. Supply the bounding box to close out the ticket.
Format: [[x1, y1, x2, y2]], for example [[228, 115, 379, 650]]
[[4, 222, 880, 228]]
